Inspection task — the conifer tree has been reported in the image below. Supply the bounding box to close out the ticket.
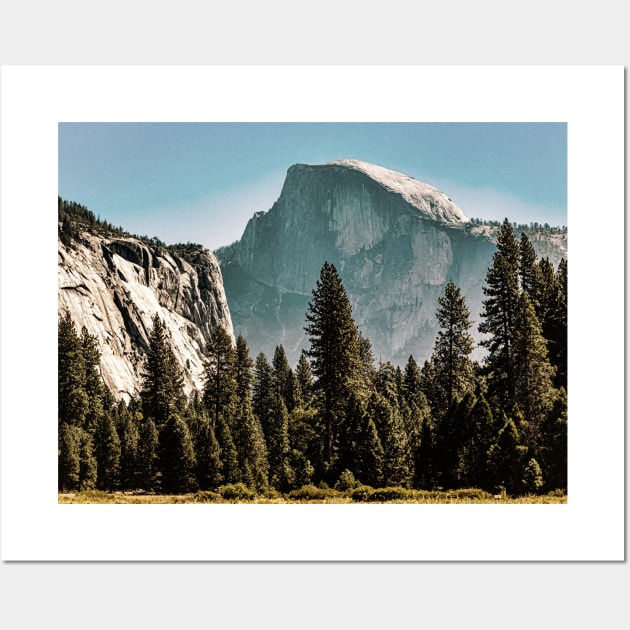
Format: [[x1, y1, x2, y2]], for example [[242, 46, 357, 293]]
[[234, 335, 254, 403], [519, 232, 542, 308], [118, 407, 140, 490], [93, 411, 121, 490], [157, 413, 198, 493], [431, 281, 476, 413], [58, 423, 81, 491], [512, 293, 557, 451], [58, 312, 88, 427], [187, 408, 223, 490], [538, 387, 568, 492], [487, 414, 527, 495], [230, 336, 269, 490], [479, 218, 521, 405], [253, 352, 274, 438], [355, 418, 385, 488], [267, 397, 291, 490], [203, 326, 237, 427], [136, 417, 159, 491], [233, 400, 269, 491], [77, 429, 98, 490], [367, 392, 412, 487], [141, 314, 185, 427], [305, 262, 362, 476], [414, 417, 436, 490], [402, 355, 424, 409], [272, 345, 295, 411], [215, 416, 239, 485], [295, 352, 314, 408]]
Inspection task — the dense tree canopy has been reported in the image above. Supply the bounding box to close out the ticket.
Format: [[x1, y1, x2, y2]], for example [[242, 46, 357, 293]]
[[59, 231, 567, 497]]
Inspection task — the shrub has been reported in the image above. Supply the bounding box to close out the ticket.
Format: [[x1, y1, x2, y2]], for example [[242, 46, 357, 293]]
[[367, 486, 413, 502], [522, 458, 545, 494], [194, 490, 222, 503], [218, 483, 257, 501], [335, 469, 358, 492], [350, 485, 374, 502], [288, 484, 338, 501]]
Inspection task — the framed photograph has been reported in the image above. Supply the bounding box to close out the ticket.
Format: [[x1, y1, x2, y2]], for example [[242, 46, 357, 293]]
[[0, 65, 624, 561]]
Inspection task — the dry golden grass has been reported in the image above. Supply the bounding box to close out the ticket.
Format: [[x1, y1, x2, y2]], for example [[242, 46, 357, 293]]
[[58, 489, 567, 505]]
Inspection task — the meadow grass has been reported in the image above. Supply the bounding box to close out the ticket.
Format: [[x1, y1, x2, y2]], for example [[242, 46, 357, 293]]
[[58, 488, 567, 505]]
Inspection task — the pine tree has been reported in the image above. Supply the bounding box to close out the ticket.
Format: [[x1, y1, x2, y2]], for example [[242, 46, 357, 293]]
[[58, 312, 88, 427], [431, 281, 476, 413], [295, 352, 314, 408], [187, 408, 223, 490], [215, 415, 239, 485], [77, 429, 98, 490], [136, 417, 159, 491], [141, 314, 185, 427], [479, 218, 521, 405], [367, 392, 412, 487], [252, 352, 274, 438], [157, 413, 198, 494], [512, 293, 557, 452], [272, 345, 295, 411], [402, 355, 424, 409], [234, 335, 254, 403], [487, 414, 527, 495], [230, 336, 269, 491], [538, 387, 568, 492], [93, 411, 121, 490], [58, 423, 81, 491], [267, 397, 291, 490], [304, 262, 362, 476], [519, 232, 542, 308], [414, 417, 436, 490], [232, 400, 269, 491], [203, 326, 237, 427], [119, 407, 140, 490]]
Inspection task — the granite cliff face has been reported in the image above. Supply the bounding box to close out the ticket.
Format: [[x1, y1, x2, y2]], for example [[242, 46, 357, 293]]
[[58, 230, 234, 400], [220, 159, 567, 366]]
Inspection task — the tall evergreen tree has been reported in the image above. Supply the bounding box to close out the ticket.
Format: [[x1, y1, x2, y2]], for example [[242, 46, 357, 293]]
[[136, 416, 159, 491], [93, 411, 121, 490], [215, 415, 239, 485], [431, 281, 476, 413], [367, 392, 412, 487], [187, 407, 223, 490], [118, 406, 141, 490], [203, 326, 237, 427], [141, 314, 185, 427], [230, 336, 269, 490], [295, 352, 314, 408], [234, 335, 254, 403], [487, 413, 527, 495], [272, 345, 296, 411], [478, 218, 521, 405], [157, 413, 198, 494], [519, 232, 542, 308], [512, 293, 557, 452], [58, 423, 81, 491], [253, 352, 274, 438], [58, 312, 88, 427], [304, 261, 362, 477]]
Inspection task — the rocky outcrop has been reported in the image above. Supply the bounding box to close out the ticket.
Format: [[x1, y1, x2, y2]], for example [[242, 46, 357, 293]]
[[220, 159, 567, 367], [58, 231, 234, 400]]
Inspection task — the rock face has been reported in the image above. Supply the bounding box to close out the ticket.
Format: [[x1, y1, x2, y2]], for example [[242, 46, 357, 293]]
[[58, 231, 234, 400], [220, 159, 567, 367]]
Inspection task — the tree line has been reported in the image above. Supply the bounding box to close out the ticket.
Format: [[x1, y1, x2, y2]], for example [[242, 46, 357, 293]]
[[59, 218, 567, 497]]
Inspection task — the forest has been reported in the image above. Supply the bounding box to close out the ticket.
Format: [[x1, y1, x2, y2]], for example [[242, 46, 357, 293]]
[[58, 211, 567, 502]]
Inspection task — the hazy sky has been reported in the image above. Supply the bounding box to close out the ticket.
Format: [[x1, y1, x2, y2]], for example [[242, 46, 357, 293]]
[[58, 122, 567, 251]]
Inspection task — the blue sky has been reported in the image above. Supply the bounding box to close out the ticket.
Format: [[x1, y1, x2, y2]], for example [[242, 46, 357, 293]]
[[58, 122, 567, 251]]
